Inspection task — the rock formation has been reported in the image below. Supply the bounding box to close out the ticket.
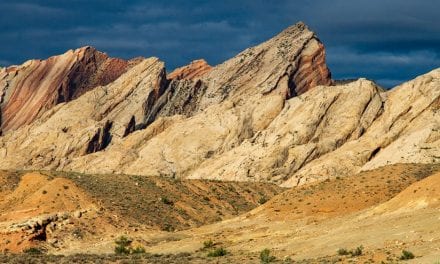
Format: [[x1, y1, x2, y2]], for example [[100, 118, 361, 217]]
[[0, 57, 166, 170], [63, 69, 439, 187], [0, 22, 438, 188], [168, 59, 212, 80], [0, 47, 138, 134], [144, 22, 332, 125]]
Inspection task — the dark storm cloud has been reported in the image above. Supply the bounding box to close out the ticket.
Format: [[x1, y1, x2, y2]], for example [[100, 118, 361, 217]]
[[0, 0, 438, 88]]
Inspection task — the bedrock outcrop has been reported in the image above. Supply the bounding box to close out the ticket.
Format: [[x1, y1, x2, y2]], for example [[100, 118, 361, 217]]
[[0, 22, 437, 186], [63, 69, 439, 187], [167, 59, 212, 80], [0, 57, 166, 169], [0, 47, 138, 134]]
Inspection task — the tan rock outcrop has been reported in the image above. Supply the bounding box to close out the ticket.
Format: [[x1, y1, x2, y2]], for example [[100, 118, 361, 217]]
[[62, 22, 333, 175], [65, 69, 439, 186], [145, 22, 332, 124], [0, 57, 166, 170], [0, 22, 331, 173], [281, 70, 440, 186], [0, 22, 437, 187]]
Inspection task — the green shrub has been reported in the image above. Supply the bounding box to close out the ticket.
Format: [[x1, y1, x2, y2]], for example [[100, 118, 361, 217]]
[[23, 247, 44, 254], [161, 196, 174, 205], [260, 248, 276, 263], [350, 245, 363, 256], [203, 240, 214, 249], [400, 250, 415, 260], [114, 236, 146, 255], [337, 245, 363, 257], [131, 246, 146, 254], [337, 248, 349, 255], [162, 223, 175, 232], [258, 196, 268, 204], [72, 228, 83, 239], [114, 244, 130, 254], [207, 247, 227, 257], [258, 194, 268, 204], [114, 236, 132, 255]]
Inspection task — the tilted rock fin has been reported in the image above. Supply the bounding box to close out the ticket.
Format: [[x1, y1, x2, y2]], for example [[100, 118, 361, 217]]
[[5, 22, 437, 187], [168, 59, 212, 81], [0, 46, 139, 134], [145, 22, 332, 123]]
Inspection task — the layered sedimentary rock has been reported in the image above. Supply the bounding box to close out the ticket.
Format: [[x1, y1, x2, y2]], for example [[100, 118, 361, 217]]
[[0, 22, 333, 174], [290, 39, 332, 95], [0, 47, 136, 134], [63, 69, 439, 186], [66, 25, 433, 183], [0, 57, 166, 169], [145, 22, 332, 122], [168, 59, 212, 80], [66, 22, 333, 175], [0, 22, 437, 187], [189, 71, 439, 186]]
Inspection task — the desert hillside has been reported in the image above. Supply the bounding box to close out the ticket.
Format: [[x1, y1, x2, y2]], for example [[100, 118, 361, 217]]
[[1, 164, 440, 263], [0, 21, 439, 263]]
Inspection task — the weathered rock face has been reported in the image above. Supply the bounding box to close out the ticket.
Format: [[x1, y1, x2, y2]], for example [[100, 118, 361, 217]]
[[195, 22, 332, 110], [168, 59, 212, 80], [0, 22, 333, 174], [64, 22, 333, 175], [0, 22, 437, 187], [63, 69, 438, 186], [145, 22, 332, 122], [0, 57, 166, 169], [290, 39, 332, 95], [188, 71, 439, 187], [0, 47, 136, 134]]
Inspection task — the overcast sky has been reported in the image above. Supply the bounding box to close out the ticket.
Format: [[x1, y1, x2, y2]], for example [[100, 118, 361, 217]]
[[0, 0, 439, 87]]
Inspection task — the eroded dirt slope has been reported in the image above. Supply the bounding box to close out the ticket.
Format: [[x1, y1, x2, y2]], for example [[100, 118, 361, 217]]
[[128, 163, 440, 263], [0, 171, 282, 254], [1, 164, 440, 263]]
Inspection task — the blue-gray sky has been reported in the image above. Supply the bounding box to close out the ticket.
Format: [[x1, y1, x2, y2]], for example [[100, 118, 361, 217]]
[[0, 0, 439, 87]]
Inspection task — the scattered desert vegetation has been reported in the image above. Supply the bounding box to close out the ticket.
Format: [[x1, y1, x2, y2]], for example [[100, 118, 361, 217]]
[[114, 236, 146, 255], [207, 247, 228, 257], [399, 250, 415, 260], [260, 248, 276, 263], [0, 169, 283, 233]]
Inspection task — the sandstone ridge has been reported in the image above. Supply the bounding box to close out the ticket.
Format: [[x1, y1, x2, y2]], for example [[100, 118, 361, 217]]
[[0, 22, 438, 188], [0, 47, 139, 134]]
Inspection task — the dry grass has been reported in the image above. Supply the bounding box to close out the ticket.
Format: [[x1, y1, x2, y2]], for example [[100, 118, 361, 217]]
[[0, 170, 284, 231]]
